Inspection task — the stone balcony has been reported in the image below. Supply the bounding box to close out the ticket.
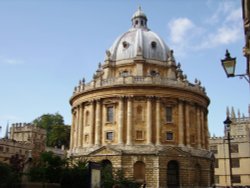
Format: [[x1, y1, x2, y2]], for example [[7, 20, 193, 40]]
[[72, 75, 206, 96]]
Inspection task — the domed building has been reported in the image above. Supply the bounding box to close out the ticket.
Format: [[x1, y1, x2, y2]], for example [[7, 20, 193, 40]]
[[69, 7, 213, 188]]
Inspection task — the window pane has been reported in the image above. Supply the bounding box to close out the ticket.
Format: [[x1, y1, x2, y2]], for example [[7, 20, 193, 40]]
[[136, 131, 143, 140], [232, 158, 240, 168], [231, 144, 238, 153], [232, 175, 241, 183], [214, 175, 219, 184], [210, 145, 218, 154], [166, 107, 172, 122], [215, 159, 219, 168], [166, 132, 173, 140], [107, 107, 114, 122], [106, 132, 113, 140]]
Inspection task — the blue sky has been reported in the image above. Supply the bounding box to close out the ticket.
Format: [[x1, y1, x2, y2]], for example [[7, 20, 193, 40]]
[[0, 0, 248, 137]]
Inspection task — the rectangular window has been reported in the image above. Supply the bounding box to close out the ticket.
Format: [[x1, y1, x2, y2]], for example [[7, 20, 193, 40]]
[[231, 144, 239, 153], [214, 175, 219, 184], [107, 106, 114, 122], [232, 175, 241, 183], [106, 132, 114, 141], [210, 145, 218, 154], [166, 107, 173, 122], [215, 159, 219, 168], [232, 158, 240, 168], [166, 132, 173, 140], [136, 130, 144, 140]]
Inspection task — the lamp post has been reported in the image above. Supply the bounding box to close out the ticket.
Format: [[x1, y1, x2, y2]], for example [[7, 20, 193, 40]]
[[223, 116, 233, 187], [221, 49, 250, 84]]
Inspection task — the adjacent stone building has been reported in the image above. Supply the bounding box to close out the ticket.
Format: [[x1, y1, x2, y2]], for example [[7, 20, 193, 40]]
[[209, 106, 250, 187], [69, 7, 213, 188], [0, 123, 46, 164]]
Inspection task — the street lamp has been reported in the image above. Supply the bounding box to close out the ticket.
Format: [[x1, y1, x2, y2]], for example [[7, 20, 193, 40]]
[[221, 49, 250, 83], [223, 116, 233, 187]]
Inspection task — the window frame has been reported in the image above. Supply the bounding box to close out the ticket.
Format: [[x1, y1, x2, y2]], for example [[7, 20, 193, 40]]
[[232, 158, 240, 168], [106, 106, 114, 123], [106, 131, 114, 141], [232, 175, 241, 183], [135, 130, 144, 140], [230, 144, 239, 153], [166, 132, 174, 141], [165, 106, 173, 123]]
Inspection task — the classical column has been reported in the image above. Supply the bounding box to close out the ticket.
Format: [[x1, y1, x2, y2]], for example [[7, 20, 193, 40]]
[[200, 108, 205, 148], [70, 109, 75, 149], [95, 100, 101, 146], [127, 96, 133, 145], [156, 98, 161, 145], [147, 97, 153, 144], [178, 100, 184, 146], [78, 104, 83, 148], [196, 106, 201, 148], [204, 115, 209, 149], [185, 103, 190, 147], [89, 101, 95, 146], [74, 109, 79, 148], [118, 97, 124, 145]]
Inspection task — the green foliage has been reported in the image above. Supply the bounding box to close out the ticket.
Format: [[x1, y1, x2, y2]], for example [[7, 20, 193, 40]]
[[33, 113, 64, 131], [60, 160, 89, 188], [28, 151, 140, 188], [48, 125, 70, 148], [32, 113, 70, 148], [29, 151, 66, 183], [101, 166, 141, 188], [0, 162, 20, 188], [101, 164, 114, 188]]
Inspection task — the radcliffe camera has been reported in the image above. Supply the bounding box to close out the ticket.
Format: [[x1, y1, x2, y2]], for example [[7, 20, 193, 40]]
[[0, 1, 249, 188]]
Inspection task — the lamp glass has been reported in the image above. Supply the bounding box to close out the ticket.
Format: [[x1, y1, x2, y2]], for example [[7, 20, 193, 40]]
[[221, 58, 236, 77]]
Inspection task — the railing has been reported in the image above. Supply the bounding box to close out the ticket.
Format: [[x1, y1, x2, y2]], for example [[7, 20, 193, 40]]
[[73, 76, 206, 96]]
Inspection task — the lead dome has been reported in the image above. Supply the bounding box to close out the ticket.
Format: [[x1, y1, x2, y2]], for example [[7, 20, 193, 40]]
[[107, 7, 171, 62]]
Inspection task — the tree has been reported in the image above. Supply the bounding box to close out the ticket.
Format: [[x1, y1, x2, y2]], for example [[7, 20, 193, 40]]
[[48, 125, 70, 148], [33, 113, 64, 132], [29, 151, 66, 183], [32, 113, 70, 148]]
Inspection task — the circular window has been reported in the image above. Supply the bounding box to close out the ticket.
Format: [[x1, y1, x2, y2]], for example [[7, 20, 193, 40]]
[[122, 41, 129, 49], [151, 41, 157, 48]]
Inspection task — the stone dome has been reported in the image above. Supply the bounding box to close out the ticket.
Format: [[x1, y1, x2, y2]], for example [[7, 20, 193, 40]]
[[108, 7, 171, 62]]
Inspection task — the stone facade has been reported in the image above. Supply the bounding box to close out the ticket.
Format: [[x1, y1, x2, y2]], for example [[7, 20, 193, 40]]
[[209, 106, 250, 187], [69, 7, 213, 188], [0, 138, 33, 164], [0, 123, 46, 163]]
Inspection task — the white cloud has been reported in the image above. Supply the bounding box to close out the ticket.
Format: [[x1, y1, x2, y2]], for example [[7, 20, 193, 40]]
[[168, 18, 195, 44], [0, 56, 24, 65], [225, 8, 242, 23], [168, 1, 243, 54]]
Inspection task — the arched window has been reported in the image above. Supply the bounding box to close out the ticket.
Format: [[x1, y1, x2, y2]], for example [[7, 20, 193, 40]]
[[167, 160, 179, 187], [194, 164, 201, 186], [134, 161, 145, 182], [121, 70, 129, 77]]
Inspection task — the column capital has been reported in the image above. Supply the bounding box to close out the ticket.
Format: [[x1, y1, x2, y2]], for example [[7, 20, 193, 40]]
[[146, 95, 155, 100], [125, 95, 134, 99], [155, 96, 162, 102]]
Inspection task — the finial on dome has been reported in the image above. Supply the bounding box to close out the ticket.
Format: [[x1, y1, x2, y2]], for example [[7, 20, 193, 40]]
[[131, 6, 148, 29]]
